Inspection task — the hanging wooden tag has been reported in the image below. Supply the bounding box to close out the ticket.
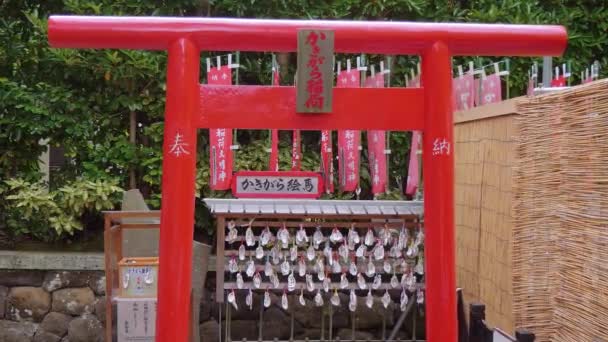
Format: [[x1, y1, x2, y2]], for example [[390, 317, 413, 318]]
[[297, 29, 334, 113]]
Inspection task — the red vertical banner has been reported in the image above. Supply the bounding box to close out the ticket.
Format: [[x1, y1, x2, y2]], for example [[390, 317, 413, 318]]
[[452, 74, 474, 110], [208, 65, 233, 190], [337, 69, 361, 192], [269, 67, 280, 171], [551, 76, 566, 87], [406, 74, 421, 196], [320, 130, 333, 192], [367, 73, 387, 195], [405, 131, 421, 196], [291, 130, 301, 170], [479, 73, 502, 105]]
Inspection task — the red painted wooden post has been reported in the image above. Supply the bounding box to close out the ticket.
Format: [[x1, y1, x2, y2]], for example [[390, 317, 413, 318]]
[[156, 38, 200, 342], [421, 41, 457, 342]]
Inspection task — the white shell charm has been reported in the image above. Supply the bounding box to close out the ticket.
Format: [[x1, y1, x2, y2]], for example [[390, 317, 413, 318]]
[[323, 242, 333, 264], [316, 258, 325, 280], [347, 225, 360, 249], [236, 273, 244, 289], [349, 289, 357, 312], [390, 274, 399, 289], [281, 259, 291, 276], [406, 242, 418, 258], [414, 256, 424, 275], [263, 290, 271, 308], [390, 245, 402, 259], [383, 260, 392, 274], [322, 276, 330, 293], [253, 272, 262, 289], [246, 289, 253, 310], [400, 288, 409, 311], [226, 223, 238, 244], [306, 274, 315, 292], [349, 259, 358, 276], [357, 273, 367, 289], [314, 290, 324, 306], [245, 226, 255, 247], [313, 227, 324, 248], [246, 258, 255, 277], [296, 224, 309, 246], [417, 290, 424, 304], [398, 227, 409, 249], [255, 244, 265, 260], [299, 288, 306, 306], [366, 256, 376, 277], [260, 227, 272, 246], [355, 244, 367, 259], [281, 291, 289, 310], [364, 229, 375, 246], [298, 257, 307, 277], [373, 241, 385, 260], [228, 257, 239, 273], [227, 290, 238, 310], [382, 226, 392, 246], [372, 274, 382, 290], [331, 290, 340, 306], [329, 228, 344, 243], [366, 289, 374, 308], [288, 272, 296, 292], [306, 245, 316, 261], [271, 273, 280, 289], [382, 290, 391, 308], [340, 273, 349, 289], [339, 243, 349, 263], [271, 245, 280, 265], [406, 273, 416, 292], [238, 244, 247, 260], [278, 225, 290, 248], [290, 244, 298, 262], [264, 259, 274, 277], [332, 257, 341, 273]]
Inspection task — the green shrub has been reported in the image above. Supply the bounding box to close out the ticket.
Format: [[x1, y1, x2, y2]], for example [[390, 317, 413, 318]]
[[1, 177, 122, 240]]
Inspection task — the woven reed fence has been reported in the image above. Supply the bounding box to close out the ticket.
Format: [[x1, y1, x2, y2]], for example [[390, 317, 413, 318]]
[[513, 79, 608, 342], [455, 99, 518, 334]]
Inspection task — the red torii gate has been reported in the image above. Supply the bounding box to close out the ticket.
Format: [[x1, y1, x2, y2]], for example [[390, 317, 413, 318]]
[[48, 16, 567, 342]]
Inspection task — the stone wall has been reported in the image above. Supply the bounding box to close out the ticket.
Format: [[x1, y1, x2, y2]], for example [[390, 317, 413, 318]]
[[0, 268, 424, 341], [0, 270, 106, 342]]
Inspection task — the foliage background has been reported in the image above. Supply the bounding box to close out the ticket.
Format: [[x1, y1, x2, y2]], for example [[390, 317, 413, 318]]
[[1, 0, 606, 244]]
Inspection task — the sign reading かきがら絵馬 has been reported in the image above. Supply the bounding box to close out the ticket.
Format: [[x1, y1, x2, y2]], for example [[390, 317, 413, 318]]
[[232, 171, 323, 198]]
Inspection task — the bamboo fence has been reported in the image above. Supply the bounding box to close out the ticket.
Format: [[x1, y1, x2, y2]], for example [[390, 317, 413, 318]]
[[513, 79, 608, 342]]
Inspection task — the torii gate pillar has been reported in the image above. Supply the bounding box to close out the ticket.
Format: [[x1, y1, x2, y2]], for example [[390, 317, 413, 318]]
[[48, 16, 567, 342]]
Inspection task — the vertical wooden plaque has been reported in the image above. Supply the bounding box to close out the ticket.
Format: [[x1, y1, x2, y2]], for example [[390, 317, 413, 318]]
[[297, 29, 334, 113]]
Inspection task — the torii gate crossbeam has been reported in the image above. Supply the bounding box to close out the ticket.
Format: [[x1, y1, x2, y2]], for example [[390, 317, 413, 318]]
[[48, 16, 567, 342]]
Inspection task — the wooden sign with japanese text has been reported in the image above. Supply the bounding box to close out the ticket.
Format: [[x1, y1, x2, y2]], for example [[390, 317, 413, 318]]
[[232, 171, 324, 199], [296, 29, 334, 113]]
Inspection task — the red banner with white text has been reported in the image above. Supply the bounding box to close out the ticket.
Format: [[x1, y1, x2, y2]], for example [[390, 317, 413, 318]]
[[208, 65, 233, 190], [269, 67, 280, 171], [337, 69, 361, 192], [405, 131, 421, 196], [406, 76, 420, 196], [479, 73, 502, 105], [291, 130, 301, 171], [320, 130, 333, 193], [367, 73, 387, 195], [453, 74, 475, 111]]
